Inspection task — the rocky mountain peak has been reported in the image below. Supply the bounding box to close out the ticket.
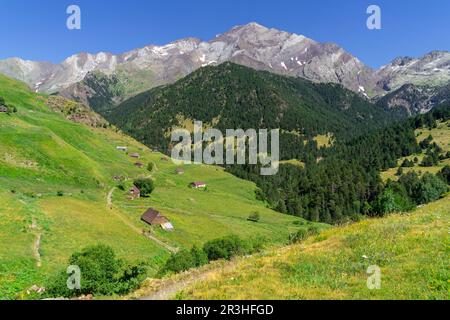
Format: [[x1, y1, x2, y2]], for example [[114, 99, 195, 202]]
[[0, 23, 448, 115], [391, 56, 414, 66]]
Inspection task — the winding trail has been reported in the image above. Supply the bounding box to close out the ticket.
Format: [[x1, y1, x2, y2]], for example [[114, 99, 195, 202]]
[[107, 187, 115, 210], [31, 218, 42, 268]]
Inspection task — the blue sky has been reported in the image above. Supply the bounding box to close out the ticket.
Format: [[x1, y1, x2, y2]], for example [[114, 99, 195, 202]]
[[0, 0, 448, 67]]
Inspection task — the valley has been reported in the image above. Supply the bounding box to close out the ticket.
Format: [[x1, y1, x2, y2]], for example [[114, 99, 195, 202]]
[[0, 18, 448, 302], [0, 74, 308, 299]]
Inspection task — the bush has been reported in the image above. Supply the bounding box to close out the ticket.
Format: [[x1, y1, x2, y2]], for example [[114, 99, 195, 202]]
[[397, 171, 448, 205], [288, 228, 308, 244], [133, 178, 155, 197], [45, 244, 147, 298], [401, 159, 414, 168], [161, 250, 196, 275], [419, 135, 433, 149], [203, 235, 250, 261], [147, 162, 155, 172], [160, 245, 208, 275], [414, 173, 448, 204], [160, 236, 265, 276], [288, 225, 321, 244], [373, 185, 414, 215], [438, 165, 450, 185], [247, 211, 260, 222], [190, 245, 209, 267], [57, 191, 64, 197], [420, 155, 434, 167]]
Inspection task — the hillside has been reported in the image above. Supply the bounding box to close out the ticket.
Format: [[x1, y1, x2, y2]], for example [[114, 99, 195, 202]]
[[0, 74, 309, 299], [132, 194, 449, 300], [381, 119, 450, 181], [108, 62, 399, 154]]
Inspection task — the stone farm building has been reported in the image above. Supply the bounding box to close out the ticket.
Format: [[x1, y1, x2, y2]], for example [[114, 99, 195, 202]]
[[0, 105, 8, 113], [190, 181, 207, 189], [141, 208, 174, 231], [130, 153, 140, 158], [129, 185, 140, 199], [134, 162, 144, 168]]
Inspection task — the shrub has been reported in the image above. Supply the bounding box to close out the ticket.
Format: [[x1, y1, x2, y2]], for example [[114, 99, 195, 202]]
[[57, 191, 64, 197], [401, 159, 414, 168], [373, 185, 414, 215], [133, 178, 155, 197], [414, 173, 448, 204], [419, 135, 433, 149], [45, 244, 147, 298], [307, 225, 320, 236], [288, 228, 308, 244], [203, 235, 250, 261], [160, 245, 208, 275], [438, 165, 450, 184], [190, 245, 209, 267], [161, 250, 196, 275], [147, 162, 155, 172], [288, 226, 321, 244], [420, 155, 434, 167], [247, 211, 260, 222]]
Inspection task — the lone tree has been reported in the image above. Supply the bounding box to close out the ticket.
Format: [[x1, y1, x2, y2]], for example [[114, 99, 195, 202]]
[[133, 178, 155, 197]]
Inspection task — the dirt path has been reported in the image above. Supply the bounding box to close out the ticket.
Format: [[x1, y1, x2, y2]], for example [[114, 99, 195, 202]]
[[107, 187, 115, 210], [106, 186, 178, 253], [140, 269, 217, 300], [31, 218, 42, 268]]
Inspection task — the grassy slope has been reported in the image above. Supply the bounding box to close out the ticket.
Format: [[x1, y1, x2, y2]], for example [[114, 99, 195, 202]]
[[0, 75, 307, 299], [381, 120, 450, 181], [135, 195, 449, 300]]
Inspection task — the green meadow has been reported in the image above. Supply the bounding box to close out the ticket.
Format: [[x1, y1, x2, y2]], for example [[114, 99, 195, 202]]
[[136, 194, 449, 300], [0, 74, 307, 299], [381, 120, 450, 181]]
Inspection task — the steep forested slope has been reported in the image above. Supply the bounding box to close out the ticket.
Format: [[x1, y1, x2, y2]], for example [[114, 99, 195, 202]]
[[108, 62, 400, 157]]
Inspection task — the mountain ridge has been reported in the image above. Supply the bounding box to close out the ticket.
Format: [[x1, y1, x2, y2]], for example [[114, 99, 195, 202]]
[[0, 22, 448, 115]]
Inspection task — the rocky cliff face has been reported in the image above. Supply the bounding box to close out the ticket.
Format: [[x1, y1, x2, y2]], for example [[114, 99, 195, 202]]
[[376, 51, 450, 92], [377, 83, 450, 116]]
